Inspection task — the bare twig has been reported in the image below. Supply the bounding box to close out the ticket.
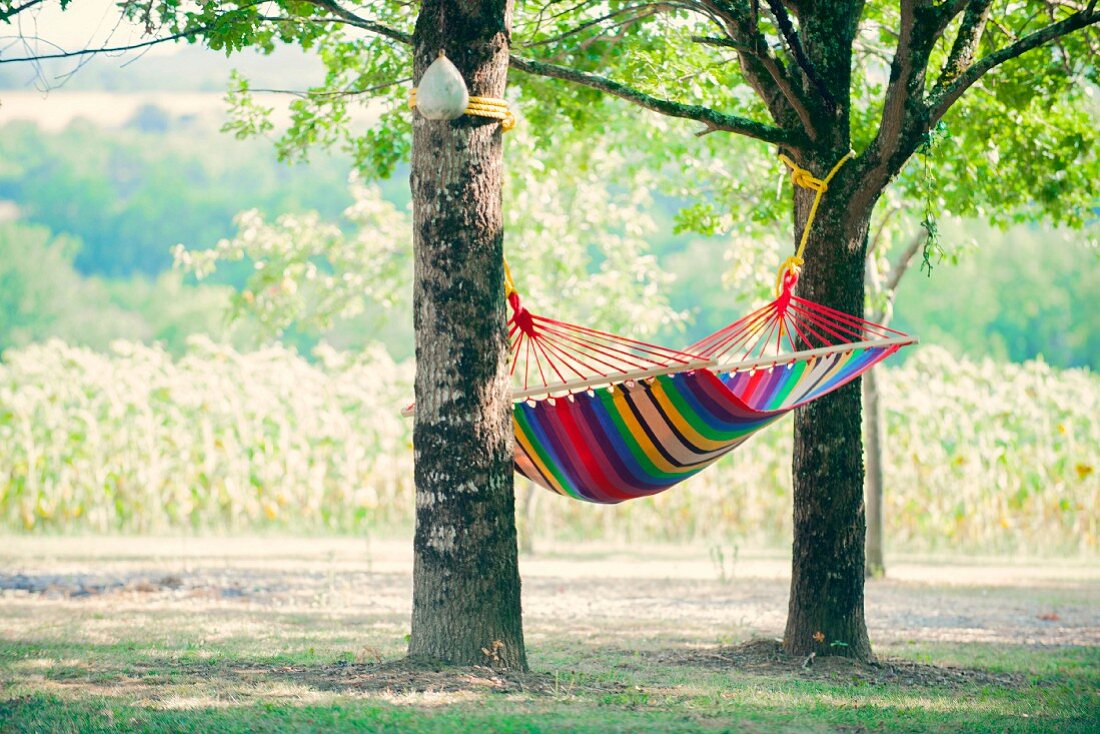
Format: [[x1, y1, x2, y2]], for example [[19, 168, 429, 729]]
[[0, 26, 203, 63], [299, 0, 412, 44], [867, 203, 903, 257], [248, 77, 411, 99], [0, 0, 47, 23]]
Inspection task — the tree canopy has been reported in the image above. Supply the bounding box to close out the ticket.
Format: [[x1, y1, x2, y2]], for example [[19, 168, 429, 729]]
[[6, 3, 1096, 235]]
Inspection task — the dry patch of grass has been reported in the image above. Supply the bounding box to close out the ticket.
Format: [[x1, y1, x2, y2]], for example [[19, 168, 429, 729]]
[[1, 538, 1098, 733]]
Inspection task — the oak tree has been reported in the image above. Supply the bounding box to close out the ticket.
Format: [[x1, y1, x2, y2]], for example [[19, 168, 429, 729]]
[[6, 0, 1097, 662]]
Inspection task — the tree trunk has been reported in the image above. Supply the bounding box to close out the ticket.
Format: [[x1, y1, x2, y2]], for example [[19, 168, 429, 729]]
[[863, 366, 886, 578], [864, 234, 920, 580], [782, 174, 874, 661], [408, 0, 526, 670]]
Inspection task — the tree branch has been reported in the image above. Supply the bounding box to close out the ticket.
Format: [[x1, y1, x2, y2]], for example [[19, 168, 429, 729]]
[[300, 0, 412, 44], [884, 230, 923, 295], [702, 0, 818, 138], [0, 0, 797, 147], [932, 0, 994, 94], [762, 0, 836, 112], [246, 76, 411, 98], [257, 12, 411, 44], [867, 225, 920, 323], [690, 34, 750, 51], [306, 0, 805, 146], [856, 1, 935, 207], [929, 2, 1100, 120], [867, 203, 903, 257], [508, 54, 798, 145], [520, 3, 682, 49], [0, 27, 202, 63], [1, 0, 47, 23]]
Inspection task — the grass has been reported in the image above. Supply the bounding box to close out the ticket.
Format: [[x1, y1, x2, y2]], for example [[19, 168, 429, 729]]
[[1, 539, 1097, 733]]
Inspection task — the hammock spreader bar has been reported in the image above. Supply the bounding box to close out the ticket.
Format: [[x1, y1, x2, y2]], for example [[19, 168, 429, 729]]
[[399, 275, 713, 416], [512, 274, 915, 503]]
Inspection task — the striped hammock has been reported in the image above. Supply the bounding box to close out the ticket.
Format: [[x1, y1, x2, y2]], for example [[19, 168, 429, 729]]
[[509, 274, 914, 503]]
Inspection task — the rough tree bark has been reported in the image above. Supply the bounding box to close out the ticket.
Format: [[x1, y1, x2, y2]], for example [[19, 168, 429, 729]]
[[408, 0, 526, 670], [863, 366, 887, 578], [778, 4, 877, 661], [782, 147, 877, 660]]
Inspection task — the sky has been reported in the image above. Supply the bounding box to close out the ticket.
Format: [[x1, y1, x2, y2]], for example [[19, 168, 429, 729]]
[[2, 0, 179, 61]]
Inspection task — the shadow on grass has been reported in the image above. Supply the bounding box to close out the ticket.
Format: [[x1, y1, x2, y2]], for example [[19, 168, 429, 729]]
[[642, 638, 1032, 689], [3, 637, 1099, 733], [0, 636, 1071, 694]]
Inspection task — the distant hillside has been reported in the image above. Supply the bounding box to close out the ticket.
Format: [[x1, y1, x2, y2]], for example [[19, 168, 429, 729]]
[[0, 44, 325, 93]]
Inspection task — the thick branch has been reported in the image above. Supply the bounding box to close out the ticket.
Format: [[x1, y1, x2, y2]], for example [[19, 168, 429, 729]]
[[932, 0, 994, 93], [509, 54, 797, 145], [929, 3, 1100, 120], [301, 0, 412, 44], [763, 0, 837, 111], [930, 0, 973, 37], [856, 1, 936, 205], [320, 0, 804, 146], [703, 0, 818, 137]]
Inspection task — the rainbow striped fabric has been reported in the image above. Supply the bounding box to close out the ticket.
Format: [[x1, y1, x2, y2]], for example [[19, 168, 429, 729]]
[[513, 342, 903, 503]]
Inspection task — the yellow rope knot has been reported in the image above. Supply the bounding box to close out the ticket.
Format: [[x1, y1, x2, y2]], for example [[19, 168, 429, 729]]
[[775, 255, 805, 296], [784, 163, 828, 193], [408, 89, 516, 132], [503, 257, 518, 298], [774, 150, 855, 295]]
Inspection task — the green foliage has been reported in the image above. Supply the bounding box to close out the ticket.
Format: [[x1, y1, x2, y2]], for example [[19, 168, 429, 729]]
[[2, 340, 1095, 553], [917, 122, 951, 274], [1, 106, 1091, 367], [161, 0, 1100, 248], [893, 222, 1100, 370], [176, 123, 688, 345], [174, 177, 410, 339], [0, 222, 152, 350], [0, 118, 352, 277], [917, 79, 1098, 231], [0, 221, 244, 355]]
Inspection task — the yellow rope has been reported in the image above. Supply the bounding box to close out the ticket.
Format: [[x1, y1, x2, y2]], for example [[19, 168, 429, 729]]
[[503, 256, 517, 298], [774, 150, 855, 295], [408, 89, 516, 132], [465, 96, 516, 131]]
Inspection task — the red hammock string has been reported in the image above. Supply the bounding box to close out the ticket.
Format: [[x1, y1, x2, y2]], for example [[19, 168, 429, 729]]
[[506, 290, 707, 397]]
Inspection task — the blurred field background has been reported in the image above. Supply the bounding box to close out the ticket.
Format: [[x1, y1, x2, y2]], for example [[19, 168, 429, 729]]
[[0, 46, 1097, 558]]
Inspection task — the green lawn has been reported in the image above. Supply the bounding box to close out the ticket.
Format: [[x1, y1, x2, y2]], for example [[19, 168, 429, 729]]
[[1, 538, 1097, 733]]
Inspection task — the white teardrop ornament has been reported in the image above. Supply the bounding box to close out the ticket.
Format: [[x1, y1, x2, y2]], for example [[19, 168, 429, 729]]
[[416, 53, 469, 121]]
